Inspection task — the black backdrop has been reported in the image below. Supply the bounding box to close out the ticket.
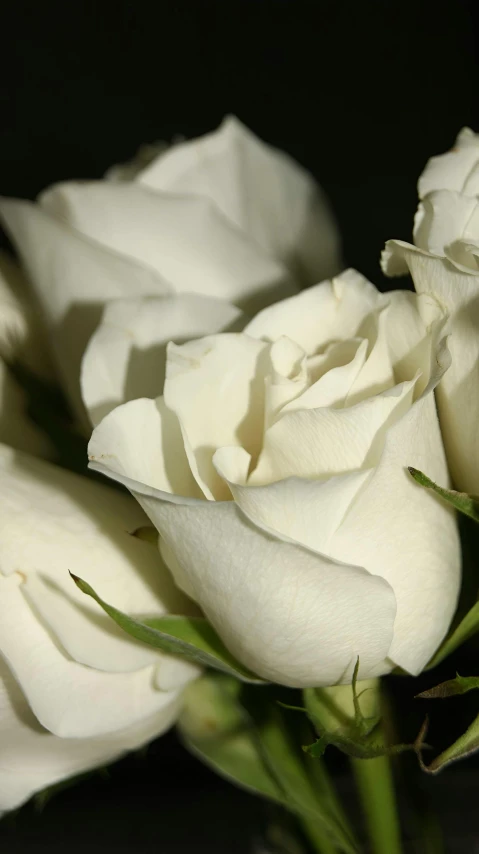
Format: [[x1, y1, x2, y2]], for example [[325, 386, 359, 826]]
[[1, 1, 479, 851]]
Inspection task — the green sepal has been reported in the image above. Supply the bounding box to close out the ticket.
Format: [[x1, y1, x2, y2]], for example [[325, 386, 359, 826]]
[[427, 600, 479, 668], [408, 467, 479, 522], [70, 573, 264, 684], [407, 468, 479, 668], [415, 674, 479, 771], [415, 714, 479, 773], [417, 673, 479, 699], [303, 661, 412, 760], [303, 712, 410, 761]]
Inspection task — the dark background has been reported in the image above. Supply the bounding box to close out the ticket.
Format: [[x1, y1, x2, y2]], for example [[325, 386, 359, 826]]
[[2, 0, 478, 286], [1, 0, 479, 851]]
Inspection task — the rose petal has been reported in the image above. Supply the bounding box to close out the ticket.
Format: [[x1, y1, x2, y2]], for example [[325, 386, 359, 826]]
[[381, 289, 446, 394], [383, 241, 479, 492], [282, 339, 368, 412], [329, 394, 461, 675], [164, 334, 269, 499], [0, 359, 51, 458], [418, 128, 479, 198], [88, 410, 398, 686], [112, 498, 397, 687], [380, 239, 412, 277], [345, 308, 395, 405], [263, 336, 309, 427], [414, 191, 479, 265], [137, 115, 342, 285], [249, 378, 418, 486], [245, 268, 381, 354], [0, 251, 53, 379], [0, 198, 171, 417], [81, 294, 244, 426], [89, 397, 201, 500], [0, 658, 180, 812], [40, 181, 295, 312], [0, 444, 192, 677], [0, 574, 180, 738], [214, 446, 372, 553]]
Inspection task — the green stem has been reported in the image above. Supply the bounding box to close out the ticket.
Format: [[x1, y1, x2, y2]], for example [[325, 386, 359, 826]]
[[300, 815, 338, 854], [352, 755, 403, 854], [307, 757, 359, 851]]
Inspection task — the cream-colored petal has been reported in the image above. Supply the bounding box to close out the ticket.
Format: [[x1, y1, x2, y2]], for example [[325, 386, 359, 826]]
[[0, 657, 180, 813], [137, 115, 342, 285], [282, 339, 368, 412], [40, 181, 295, 313], [380, 239, 412, 277], [263, 336, 309, 427], [163, 334, 269, 499], [249, 378, 418, 486], [214, 446, 372, 553], [245, 269, 381, 354], [0, 444, 192, 676], [0, 198, 171, 417], [0, 251, 53, 379], [0, 359, 51, 458], [81, 294, 244, 426], [344, 308, 395, 405], [383, 241, 479, 492], [444, 239, 479, 272], [329, 393, 461, 675], [89, 416, 398, 686], [22, 574, 161, 673], [89, 396, 200, 500], [380, 289, 446, 394], [418, 128, 479, 198], [153, 655, 200, 692], [0, 253, 54, 458], [87, 434, 399, 688], [117, 498, 396, 687], [414, 191, 479, 268], [0, 574, 180, 738]]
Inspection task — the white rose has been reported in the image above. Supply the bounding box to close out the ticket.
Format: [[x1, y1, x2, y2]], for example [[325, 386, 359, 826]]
[[0, 251, 52, 457], [0, 444, 198, 812], [87, 269, 461, 688], [0, 117, 341, 419], [382, 127, 479, 492]]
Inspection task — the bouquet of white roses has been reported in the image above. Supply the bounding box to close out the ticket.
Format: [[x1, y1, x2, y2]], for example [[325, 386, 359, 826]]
[[1, 117, 479, 852]]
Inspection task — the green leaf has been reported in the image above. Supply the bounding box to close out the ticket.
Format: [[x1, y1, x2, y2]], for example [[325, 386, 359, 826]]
[[417, 673, 479, 699], [179, 675, 359, 854], [70, 574, 264, 683], [415, 714, 479, 773], [408, 467, 479, 522], [427, 600, 479, 668]]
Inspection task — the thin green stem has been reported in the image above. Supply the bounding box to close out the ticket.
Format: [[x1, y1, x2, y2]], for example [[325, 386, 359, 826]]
[[352, 755, 403, 854], [307, 757, 359, 850], [300, 815, 338, 854]]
